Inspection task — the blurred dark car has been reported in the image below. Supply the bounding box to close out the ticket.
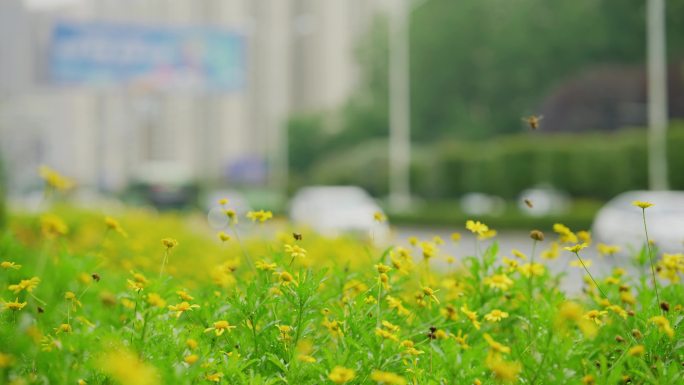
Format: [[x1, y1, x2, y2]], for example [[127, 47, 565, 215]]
[[126, 162, 199, 210]]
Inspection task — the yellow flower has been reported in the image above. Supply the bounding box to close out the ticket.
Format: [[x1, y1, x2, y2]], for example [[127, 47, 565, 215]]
[[460, 304, 481, 330], [628, 345, 645, 357], [167, 302, 200, 318], [483, 333, 510, 354], [606, 304, 627, 319], [657, 253, 684, 283], [484, 309, 509, 322], [373, 211, 386, 222], [246, 210, 273, 223], [322, 318, 344, 338], [204, 320, 236, 336], [183, 354, 199, 365], [217, 231, 231, 242], [275, 271, 298, 286], [39, 165, 75, 191], [486, 354, 521, 383], [581, 374, 595, 385], [223, 208, 238, 224], [284, 244, 307, 259], [370, 370, 407, 385], [1, 261, 21, 270], [422, 286, 440, 304], [186, 338, 198, 350], [511, 249, 527, 260], [553, 223, 578, 244], [555, 301, 597, 338], [597, 243, 621, 256], [577, 230, 592, 244], [541, 242, 560, 260], [465, 220, 489, 236], [3, 298, 27, 311], [375, 328, 399, 341], [381, 320, 400, 332], [0, 353, 15, 368], [55, 323, 72, 334], [453, 330, 470, 349], [632, 201, 653, 209], [419, 241, 438, 260], [451, 232, 461, 242], [255, 260, 277, 271], [297, 354, 317, 363], [483, 274, 514, 291], [41, 214, 68, 239], [583, 310, 608, 326], [564, 243, 588, 253], [205, 372, 224, 382], [161, 238, 178, 249], [218, 198, 229, 206], [97, 347, 159, 385], [146, 293, 166, 308], [8, 277, 40, 294], [386, 296, 411, 317], [518, 263, 545, 278], [328, 366, 356, 384], [105, 217, 128, 237], [649, 316, 674, 338], [176, 290, 194, 301]]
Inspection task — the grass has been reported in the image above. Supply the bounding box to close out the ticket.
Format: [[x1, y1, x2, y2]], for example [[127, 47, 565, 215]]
[[0, 198, 682, 385]]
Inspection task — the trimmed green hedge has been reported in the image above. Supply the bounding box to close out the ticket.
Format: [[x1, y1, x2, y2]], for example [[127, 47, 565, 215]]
[[306, 122, 684, 201], [387, 199, 602, 231]]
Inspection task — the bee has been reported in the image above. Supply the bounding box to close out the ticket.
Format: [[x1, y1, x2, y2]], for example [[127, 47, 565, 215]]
[[92, 273, 101, 282], [523, 115, 543, 130], [524, 199, 533, 208], [293, 232, 303, 241]]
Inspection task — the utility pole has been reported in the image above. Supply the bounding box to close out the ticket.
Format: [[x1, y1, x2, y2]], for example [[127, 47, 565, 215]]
[[647, 0, 669, 190], [388, 0, 411, 210]]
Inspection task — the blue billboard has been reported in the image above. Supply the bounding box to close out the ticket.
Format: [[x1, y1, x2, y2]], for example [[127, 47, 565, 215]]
[[49, 21, 246, 91]]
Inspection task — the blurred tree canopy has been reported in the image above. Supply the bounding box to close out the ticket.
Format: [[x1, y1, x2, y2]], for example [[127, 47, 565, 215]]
[[288, 0, 684, 189]]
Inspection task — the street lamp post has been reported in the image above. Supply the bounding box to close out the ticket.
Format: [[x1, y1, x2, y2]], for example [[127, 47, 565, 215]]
[[388, 0, 411, 210], [646, 0, 669, 190]]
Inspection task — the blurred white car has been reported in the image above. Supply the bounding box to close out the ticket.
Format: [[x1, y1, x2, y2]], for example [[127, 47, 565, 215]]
[[290, 186, 390, 242], [592, 190, 684, 253]]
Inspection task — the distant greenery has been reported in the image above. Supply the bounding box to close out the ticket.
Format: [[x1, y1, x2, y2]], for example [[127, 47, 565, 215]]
[[291, 122, 684, 201], [387, 199, 602, 231], [288, 0, 684, 194]]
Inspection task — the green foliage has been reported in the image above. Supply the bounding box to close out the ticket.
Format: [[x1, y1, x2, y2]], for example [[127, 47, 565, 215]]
[[1, 208, 683, 384], [302, 122, 684, 201], [388, 199, 602, 231]]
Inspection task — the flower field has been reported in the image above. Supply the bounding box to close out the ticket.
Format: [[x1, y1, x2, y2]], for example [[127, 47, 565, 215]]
[[1, 190, 683, 384]]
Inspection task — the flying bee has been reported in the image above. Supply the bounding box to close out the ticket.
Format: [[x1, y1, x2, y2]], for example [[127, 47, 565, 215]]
[[523, 115, 543, 130], [524, 199, 533, 208], [293, 232, 303, 241]]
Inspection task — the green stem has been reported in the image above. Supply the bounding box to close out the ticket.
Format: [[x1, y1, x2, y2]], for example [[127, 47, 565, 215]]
[[528, 240, 538, 340], [573, 252, 608, 300], [641, 209, 662, 312]]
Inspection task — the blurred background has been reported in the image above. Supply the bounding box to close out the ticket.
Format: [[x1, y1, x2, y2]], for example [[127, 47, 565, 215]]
[[1, 0, 684, 255]]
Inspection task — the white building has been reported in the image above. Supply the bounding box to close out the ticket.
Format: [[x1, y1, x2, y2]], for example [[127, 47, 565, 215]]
[[0, 0, 386, 194]]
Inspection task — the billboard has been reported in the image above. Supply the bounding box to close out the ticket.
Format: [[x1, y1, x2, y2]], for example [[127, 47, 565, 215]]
[[49, 21, 246, 91]]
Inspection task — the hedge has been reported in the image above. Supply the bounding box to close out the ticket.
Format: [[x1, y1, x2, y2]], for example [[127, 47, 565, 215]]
[[305, 122, 684, 201]]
